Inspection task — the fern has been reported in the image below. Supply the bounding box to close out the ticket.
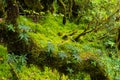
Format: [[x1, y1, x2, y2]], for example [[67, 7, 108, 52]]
[[19, 32, 29, 42], [7, 24, 15, 32]]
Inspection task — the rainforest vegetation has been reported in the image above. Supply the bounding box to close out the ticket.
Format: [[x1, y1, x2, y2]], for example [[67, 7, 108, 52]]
[[0, 0, 120, 80]]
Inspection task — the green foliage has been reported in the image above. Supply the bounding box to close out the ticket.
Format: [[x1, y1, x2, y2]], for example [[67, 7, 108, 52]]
[[0, 45, 12, 79], [69, 72, 91, 80], [7, 53, 27, 71], [1, 0, 120, 79], [100, 54, 120, 79], [15, 11, 120, 79], [7, 24, 15, 32], [19, 32, 29, 42], [0, 45, 69, 80], [19, 65, 68, 80]]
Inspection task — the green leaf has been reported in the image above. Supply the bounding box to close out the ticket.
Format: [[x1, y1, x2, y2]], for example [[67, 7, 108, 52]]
[[7, 24, 15, 32], [19, 32, 29, 41], [58, 51, 67, 60], [47, 42, 55, 53], [18, 24, 30, 32], [67, 67, 74, 74], [108, 41, 115, 47]]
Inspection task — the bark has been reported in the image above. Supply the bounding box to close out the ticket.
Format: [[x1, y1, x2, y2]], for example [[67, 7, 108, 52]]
[[6, 0, 19, 26], [117, 29, 120, 50], [0, 1, 5, 18], [57, 0, 66, 24], [68, 0, 73, 19]]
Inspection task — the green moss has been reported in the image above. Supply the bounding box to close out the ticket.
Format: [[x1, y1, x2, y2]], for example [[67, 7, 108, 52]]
[[1, 11, 119, 79], [0, 45, 7, 61], [18, 65, 68, 80], [0, 45, 12, 79]]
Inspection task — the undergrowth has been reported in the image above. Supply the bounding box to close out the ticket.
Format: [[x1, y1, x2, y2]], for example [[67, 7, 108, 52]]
[[0, 13, 120, 80]]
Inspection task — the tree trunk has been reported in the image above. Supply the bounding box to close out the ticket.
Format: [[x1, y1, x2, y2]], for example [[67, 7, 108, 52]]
[[117, 28, 120, 50]]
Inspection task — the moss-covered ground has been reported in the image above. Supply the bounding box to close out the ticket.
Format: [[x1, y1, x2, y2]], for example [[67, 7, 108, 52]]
[[0, 13, 120, 80]]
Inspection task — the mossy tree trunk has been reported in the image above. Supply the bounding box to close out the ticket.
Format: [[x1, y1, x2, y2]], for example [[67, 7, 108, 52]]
[[0, 0, 5, 18], [0, 0, 110, 80], [117, 28, 120, 50], [4, 1, 43, 69], [68, 0, 73, 19], [5, 0, 28, 55], [116, 28, 120, 56]]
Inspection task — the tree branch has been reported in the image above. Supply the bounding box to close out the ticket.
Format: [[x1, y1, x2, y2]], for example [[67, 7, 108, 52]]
[[74, 8, 120, 42]]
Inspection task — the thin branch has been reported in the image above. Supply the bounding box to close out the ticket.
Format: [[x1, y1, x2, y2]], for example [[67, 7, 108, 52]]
[[74, 8, 120, 42]]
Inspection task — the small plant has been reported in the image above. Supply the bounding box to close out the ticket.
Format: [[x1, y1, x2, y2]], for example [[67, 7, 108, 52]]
[[7, 53, 27, 72]]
